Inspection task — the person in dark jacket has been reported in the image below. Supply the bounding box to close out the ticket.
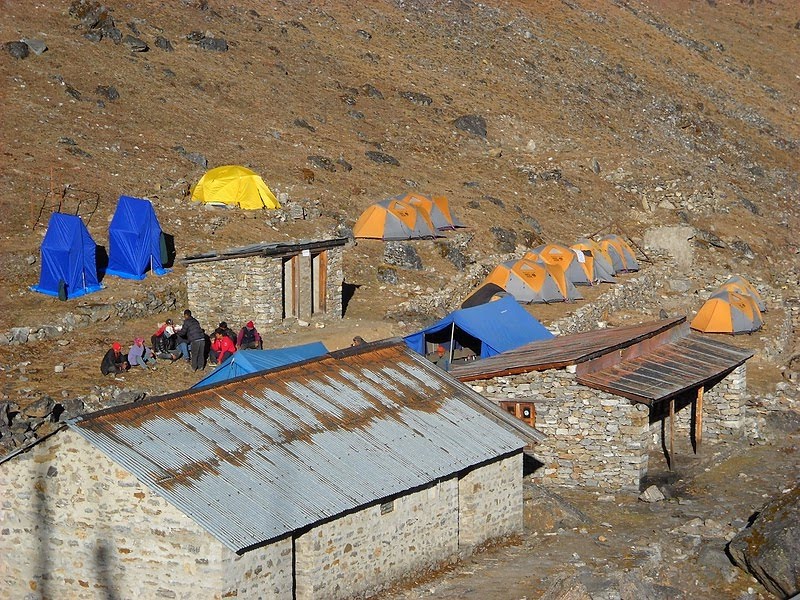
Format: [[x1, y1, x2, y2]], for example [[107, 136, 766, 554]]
[[101, 342, 129, 375], [236, 321, 262, 350], [173, 309, 205, 361]]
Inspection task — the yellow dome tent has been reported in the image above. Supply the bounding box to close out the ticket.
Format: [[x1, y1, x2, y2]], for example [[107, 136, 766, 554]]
[[191, 165, 280, 210]]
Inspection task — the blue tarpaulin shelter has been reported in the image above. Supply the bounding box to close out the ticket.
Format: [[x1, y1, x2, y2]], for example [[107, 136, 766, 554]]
[[403, 295, 553, 359], [31, 213, 102, 300], [193, 342, 329, 389], [106, 195, 169, 280]]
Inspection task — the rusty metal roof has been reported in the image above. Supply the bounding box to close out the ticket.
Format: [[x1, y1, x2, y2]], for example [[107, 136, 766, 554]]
[[69, 342, 533, 553], [181, 237, 348, 264], [577, 331, 753, 405], [451, 317, 686, 381]]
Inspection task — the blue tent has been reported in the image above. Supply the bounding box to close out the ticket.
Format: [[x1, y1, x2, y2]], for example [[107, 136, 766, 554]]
[[193, 342, 329, 389], [106, 195, 169, 280], [31, 213, 102, 300], [403, 295, 553, 359]]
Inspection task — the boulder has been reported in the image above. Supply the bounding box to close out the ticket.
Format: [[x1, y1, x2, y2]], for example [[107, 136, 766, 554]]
[[365, 150, 399, 166], [24, 396, 56, 419], [398, 90, 432, 106], [376, 266, 398, 285], [5, 41, 29, 59], [728, 487, 800, 598], [490, 227, 516, 253], [644, 225, 695, 269], [453, 114, 487, 138], [22, 38, 48, 55], [639, 485, 666, 503], [122, 35, 148, 52]]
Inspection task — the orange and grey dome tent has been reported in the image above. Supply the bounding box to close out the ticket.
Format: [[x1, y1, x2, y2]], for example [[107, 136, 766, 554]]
[[353, 199, 438, 240], [400, 193, 464, 230], [525, 243, 593, 286], [570, 239, 616, 284], [599, 234, 639, 274], [690, 290, 763, 334], [473, 258, 579, 304], [717, 275, 766, 312]]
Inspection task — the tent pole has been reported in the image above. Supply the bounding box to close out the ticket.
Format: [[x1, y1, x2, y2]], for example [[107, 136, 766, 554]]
[[448, 322, 455, 370]]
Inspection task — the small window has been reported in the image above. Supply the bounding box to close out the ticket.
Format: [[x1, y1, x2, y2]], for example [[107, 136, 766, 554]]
[[380, 500, 394, 515]]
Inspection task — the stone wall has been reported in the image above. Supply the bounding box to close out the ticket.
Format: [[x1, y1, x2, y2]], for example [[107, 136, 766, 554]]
[[468, 364, 749, 490], [469, 371, 651, 491], [186, 246, 343, 333], [294, 478, 460, 599], [0, 430, 293, 600], [222, 538, 293, 599], [1, 284, 185, 346], [552, 271, 662, 335], [458, 453, 523, 548], [293, 453, 523, 599]]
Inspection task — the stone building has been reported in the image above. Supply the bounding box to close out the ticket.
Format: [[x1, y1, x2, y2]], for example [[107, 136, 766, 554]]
[[182, 238, 347, 330], [450, 317, 753, 491], [1, 342, 541, 599]]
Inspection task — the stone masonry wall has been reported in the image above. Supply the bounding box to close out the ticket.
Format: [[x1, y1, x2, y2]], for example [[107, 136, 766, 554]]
[[222, 537, 293, 599], [552, 271, 662, 335], [294, 478, 460, 600], [469, 371, 651, 491], [0, 430, 293, 600], [458, 453, 523, 548], [187, 256, 283, 331], [186, 247, 343, 334]]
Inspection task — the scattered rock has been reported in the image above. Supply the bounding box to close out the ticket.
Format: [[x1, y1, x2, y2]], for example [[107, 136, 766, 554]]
[[639, 485, 666, 503], [376, 266, 399, 284], [360, 83, 383, 99], [490, 227, 517, 252], [54, 364, 65, 373], [694, 230, 726, 249], [293, 118, 316, 132], [22, 38, 48, 55], [26, 255, 36, 265], [399, 91, 432, 106], [730, 240, 755, 260], [336, 157, 353, 172], [155, 36, 174, 51], [365, 150, 399, 166], [199, 37, 228, 52], [728, 487, 800, 599], [356, 29, 372, 40], [307, 155, 336, 172], [591, 158, 601, 174], [453, 114, 487, 138], [185, 152, 208, 168], [384, 242, 423, 271], [95, 85, 119, 101], [9, 327, 30, 344], [24, 396, 56, 419], [5, 41, 30, 59], [123, 35, 148, 52], [539, 573, 591, 600]]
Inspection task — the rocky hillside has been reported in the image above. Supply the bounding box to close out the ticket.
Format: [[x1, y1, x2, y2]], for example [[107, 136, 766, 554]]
[[1, 0, 798, 390]]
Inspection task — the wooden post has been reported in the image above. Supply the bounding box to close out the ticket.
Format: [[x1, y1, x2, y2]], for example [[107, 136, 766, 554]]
[[695, 386, 704, 453], [669, 398, 675, 470]]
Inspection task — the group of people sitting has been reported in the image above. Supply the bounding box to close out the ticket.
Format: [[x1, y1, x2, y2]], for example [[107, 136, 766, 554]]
[[101, 309, 263, 375]]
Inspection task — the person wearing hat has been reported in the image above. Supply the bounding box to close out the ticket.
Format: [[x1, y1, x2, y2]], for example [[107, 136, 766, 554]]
[[236, 320, 262, 350], [100, 342, 129, 376], [151, 318, 177, 357], [128, 337, 157, 370]]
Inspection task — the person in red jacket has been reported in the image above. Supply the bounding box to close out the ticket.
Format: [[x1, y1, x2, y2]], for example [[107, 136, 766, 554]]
[[209, 328, 236, 365]]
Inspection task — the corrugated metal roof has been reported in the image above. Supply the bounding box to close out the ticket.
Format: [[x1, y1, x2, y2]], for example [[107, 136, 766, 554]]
[[69, 343, 529, 553], [450, 317, 686, 381], [577, 331, 753, 405], [181, 237, 348, 264]]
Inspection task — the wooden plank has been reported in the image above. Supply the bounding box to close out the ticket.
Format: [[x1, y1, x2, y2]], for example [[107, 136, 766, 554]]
[[669, 398, 675, 470], [695, 386, 704, 453]]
